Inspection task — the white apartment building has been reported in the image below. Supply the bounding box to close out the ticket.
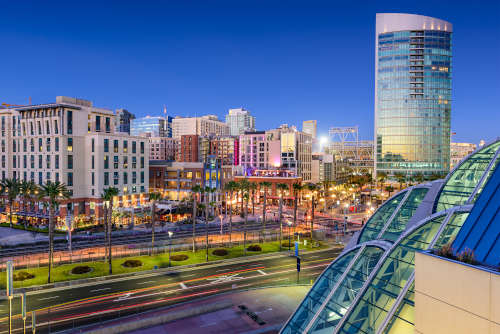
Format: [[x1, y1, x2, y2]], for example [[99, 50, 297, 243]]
[[225, 108, 256, 136], [0, 96, 149, 218], [172, 115, 229, 139]]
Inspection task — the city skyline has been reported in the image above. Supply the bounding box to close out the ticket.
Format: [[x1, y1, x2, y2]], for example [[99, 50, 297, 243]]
[[1, 1, 498, 144]]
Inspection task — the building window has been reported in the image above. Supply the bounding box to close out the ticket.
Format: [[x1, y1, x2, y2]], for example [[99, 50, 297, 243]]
[[114, 140, 119, 153], [105, 117, 111, 133], [68, 155, 73, 169], [132, 157, 136, 168], [91, 172, 95, 186], [23, 155, 26, 168], [140, 142, 144, 154], [38, 155, 42, 169], [46, 120, 50, 135], [13, 155, 16, 168], [95, 115, 101, 132], [132, 141, 136, 153], [104, 139, 109, 152], [46, 138, 50, 152], [104, 172, 109, 185], [55, 138, 59, 151], [12, 140, 16, 152], [67, 138, 73, 152], [91, 138, 95, 153], [67, 172, 73, 186], [67, 110, 73, 135], [46, 155, 50, 169], [55, 155, 59, 169], [113, 172, 119, 185], [123, 172, 128, 184], [141, 185, 145, 193], [37, 121, 41, 135], [140, 171, 144, 183], [38, 138, 42, 152], [54, 119, 58, 134], [104, 156, 109, 169], [123, 140, 128, 153], [55, 172, 59, 182], [91, 155, 94, 169], [132, 171, 137, 184], [23, 139, 27, 152], [38, 172, 42, 185], [140, 157, 144, 168], [113, 156, 119, 169], [46, 172, 50, 182], [123, 156, 128, 169], [30, 155, 34, 168]]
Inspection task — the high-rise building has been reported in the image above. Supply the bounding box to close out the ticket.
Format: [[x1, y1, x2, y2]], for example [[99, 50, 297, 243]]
[[131, 115, 170, 138], [225, 108, 255, 136], [115, 109, 135, 134], [375, 13, 452, 177], [0, 96, 149, 220], [172, 115, 229, 139], [302, 120, 317, 139]]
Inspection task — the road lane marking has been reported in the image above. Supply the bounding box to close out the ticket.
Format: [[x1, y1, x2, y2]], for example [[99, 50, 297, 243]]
[[137, 280, 156, 285], [180, 283, 188, 289], [257, 270, 267, 276], [38, 296, 59, 301], [90, 288, 111, 293], [183, 273, 195, 277]]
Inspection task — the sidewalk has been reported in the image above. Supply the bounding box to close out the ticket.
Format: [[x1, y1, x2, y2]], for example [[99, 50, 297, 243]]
[[82, 286, 309, 334]]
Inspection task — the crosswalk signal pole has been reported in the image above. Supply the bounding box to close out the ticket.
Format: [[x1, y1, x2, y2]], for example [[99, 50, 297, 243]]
[[22, 292, 27, 334]]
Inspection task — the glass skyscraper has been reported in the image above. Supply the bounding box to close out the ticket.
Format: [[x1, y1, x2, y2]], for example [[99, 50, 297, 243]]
[[375, 13, 452, 177]]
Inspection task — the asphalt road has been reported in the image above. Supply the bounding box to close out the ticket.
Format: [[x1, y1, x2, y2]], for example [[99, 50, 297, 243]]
[[0, 247, 342, 334]]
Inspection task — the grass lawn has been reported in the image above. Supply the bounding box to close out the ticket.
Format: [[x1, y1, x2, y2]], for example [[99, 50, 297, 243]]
[[0, 239, 328, 289]]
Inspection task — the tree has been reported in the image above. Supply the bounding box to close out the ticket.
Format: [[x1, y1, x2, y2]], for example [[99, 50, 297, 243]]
[[385, 185, 395, 196], [191, 185, 202, 252], [149, 192, 162, 254], [1, 178, 20, 228], [259, 181, 272, 242], [292, 183, 303, 230], [306, 183, 318, 241], [394, 172, 406, 190], [101, 187, 119, 275], [38, 181, 70, 283], [224, 181, 238, 247], [19, 180, 38, 228], [276, 183, 288, 251], [414, 172, 425, 184], [237, 179, 250, 255], [377, 171, 387, 190], [249, 182, 258, 217]]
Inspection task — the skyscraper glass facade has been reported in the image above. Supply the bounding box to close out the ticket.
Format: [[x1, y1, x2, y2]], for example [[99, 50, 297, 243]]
[[375, 13, 452, 177]]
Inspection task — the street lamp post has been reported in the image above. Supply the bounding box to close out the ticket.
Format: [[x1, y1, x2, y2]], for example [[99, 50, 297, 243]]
[[168, 231, 173, 267], [287, 221, 292, 251]]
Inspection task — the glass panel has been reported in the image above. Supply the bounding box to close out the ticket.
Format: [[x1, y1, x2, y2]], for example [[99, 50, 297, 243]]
[[338, 215, 445, 334], [435, 141, 500, 212], [282, 249, 358, 334], [381, 188, 429, 242], [358, 192, 406, 243], [383, 283, 415, 334], [308, 247, 385, 334]]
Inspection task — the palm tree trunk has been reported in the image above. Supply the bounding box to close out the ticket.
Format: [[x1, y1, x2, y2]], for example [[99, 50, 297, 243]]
[[151, 201, 155, 254], [108, 203, 113, 275], [252, 190, 255, 216], [279, 196, 283, 251], [47, 205, 54, 284], [244, 197, 248, 256], [9, 199, 13, 228], [192, 196, 197, 252], [261, 192, 266, 243], [228, 191, 232, 247], [103, 204, 108, 263]]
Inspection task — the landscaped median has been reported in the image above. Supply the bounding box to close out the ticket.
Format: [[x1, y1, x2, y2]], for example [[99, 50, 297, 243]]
[[0, 239, 328, 289]]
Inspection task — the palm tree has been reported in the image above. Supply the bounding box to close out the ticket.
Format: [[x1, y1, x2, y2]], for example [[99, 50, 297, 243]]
[[377, 171, 387, 190], [276, 183, 288, 251], [38, 181, 70, 283], [306, 183, 318, 242], [394, 172, 406, 190], [249, 182, 257, 217], [191, 185, 202, 252], [149, 192, 162, 254], [101, 187, 119, 275], [224, 181, 238, 247], [259, 181, 272, 242], [237, 179, 250, 255], [292, 183, 303, 230], [385, 185, 395, 196], [414, 172, 424, 184], [1, 178, 20, 228], [19, 180, 38, 228]]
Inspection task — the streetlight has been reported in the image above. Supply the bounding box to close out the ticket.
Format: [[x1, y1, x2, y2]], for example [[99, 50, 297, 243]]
[[287, 221, 292, 251], [219, 214, 223, 236], [168, 231, 173, 267]]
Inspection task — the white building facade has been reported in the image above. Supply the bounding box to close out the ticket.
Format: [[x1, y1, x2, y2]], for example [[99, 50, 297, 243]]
[[225, 108, 256, 136]]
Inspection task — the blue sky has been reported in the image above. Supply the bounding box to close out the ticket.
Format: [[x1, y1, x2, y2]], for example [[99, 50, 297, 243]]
[[1, 0, 498, 143]]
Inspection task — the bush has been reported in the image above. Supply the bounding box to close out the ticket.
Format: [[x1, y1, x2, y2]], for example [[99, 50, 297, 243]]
[[170, 254, 189, 261], [457, 248, 477, 265], [13, 271, 35, 281], [282, 242, 293, 248], [71, 266, 92, 275], [247, 244, 262, 252], [122, 259, 142, 268], [212, 249, 228, 256], [436, 242, 454, 258]]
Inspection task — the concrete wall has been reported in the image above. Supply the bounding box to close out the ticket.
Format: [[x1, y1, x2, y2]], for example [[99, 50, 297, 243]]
[[415, 252, 500, 334]]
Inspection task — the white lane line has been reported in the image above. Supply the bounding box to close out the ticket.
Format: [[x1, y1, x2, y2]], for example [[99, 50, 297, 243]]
[[183, 273, 195, 277], [137, 280, 156, 285], [309, 255, 319, 258], [216, 268, 228, 272], [180, 283, 188, 289], [90, 288, 111, 293], [38, 296, 59, 301], [257, 270, 267, 276]]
